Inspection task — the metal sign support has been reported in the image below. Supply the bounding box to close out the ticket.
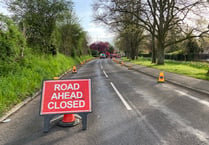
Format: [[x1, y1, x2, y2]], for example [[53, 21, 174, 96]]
[[43, 113, 89, 133]]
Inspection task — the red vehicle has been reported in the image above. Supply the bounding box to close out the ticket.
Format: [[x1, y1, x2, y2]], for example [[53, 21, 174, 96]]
[[111, 53, 121, 58]]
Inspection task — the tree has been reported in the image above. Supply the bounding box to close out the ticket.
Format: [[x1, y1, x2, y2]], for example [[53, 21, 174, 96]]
[[0, 14, 26, 60], [93, 0, 209, 64], [186, 38, 202, 54], [59, 22, 84, 57], [93, 0, 145, 60], [134, 0, 209, 64], [116, 26, 144, 59], [107, 45, 114, 54], [57, 9, 90, 57], [185, 38, 202, 60], [199, 37, 209, 53], [90, 41, 109, 53], [7, 0, 72, 54], [165, 27, 184, 53]]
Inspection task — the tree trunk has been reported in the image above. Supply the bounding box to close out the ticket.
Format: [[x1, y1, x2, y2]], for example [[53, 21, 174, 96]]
[[157, 42, 165, 65], [130, 46, 135, 60], [152, 17, 156, 63], [21, 22, 26, 57], [130, 35, 135, 60], [130, 37, 138, 60], [21, 47, 24, 57], [151, 35, 156, 63]]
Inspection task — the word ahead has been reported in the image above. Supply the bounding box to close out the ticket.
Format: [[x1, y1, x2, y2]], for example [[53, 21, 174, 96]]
[[40, 79, 91, 115]]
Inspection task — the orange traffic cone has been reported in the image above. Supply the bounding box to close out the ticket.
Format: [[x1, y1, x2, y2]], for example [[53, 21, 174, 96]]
[[72, 66, 77, 74], [53, 77, 59, 80], [58, 113, 80, 127], [128, 65, 132, 70], [81, 62, 83, 66], [121, 61, 124, 66], [62, 114, 75, 123], [158, 72, 165, 83]]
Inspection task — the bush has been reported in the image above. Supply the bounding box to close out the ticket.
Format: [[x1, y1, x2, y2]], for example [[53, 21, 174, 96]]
[[0, 14, 26, 61], [91, 50, 99, 57], [138, 53, 152, 58]]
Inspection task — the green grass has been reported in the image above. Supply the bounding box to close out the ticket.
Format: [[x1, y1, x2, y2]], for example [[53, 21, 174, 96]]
[[122, 57, 209, 80], [0, 53, 93, 117]]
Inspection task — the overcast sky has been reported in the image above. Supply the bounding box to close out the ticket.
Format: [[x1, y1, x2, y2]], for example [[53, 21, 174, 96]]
[[73, 0, 115, 44], [0, 0, 115, 45]]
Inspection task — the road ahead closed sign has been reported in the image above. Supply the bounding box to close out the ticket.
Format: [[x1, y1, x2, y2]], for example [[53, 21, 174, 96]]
[[40, 79, 91, 115]]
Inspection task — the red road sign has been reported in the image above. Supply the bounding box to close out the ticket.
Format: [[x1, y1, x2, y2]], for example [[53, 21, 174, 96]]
[[40, 79, 91, 115]]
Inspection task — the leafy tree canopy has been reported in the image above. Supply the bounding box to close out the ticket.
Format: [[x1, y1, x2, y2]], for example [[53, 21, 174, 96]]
[[0, 14, 26, 61], [7, 0, 72, 54], [90, 41, 110, 53]]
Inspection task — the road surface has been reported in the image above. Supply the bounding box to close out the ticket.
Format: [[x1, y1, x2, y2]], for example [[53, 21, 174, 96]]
[[0, 59, 209, 145]]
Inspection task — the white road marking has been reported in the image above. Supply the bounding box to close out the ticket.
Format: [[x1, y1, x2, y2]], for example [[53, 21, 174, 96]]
[[128, 100, 168, 145], [110, 82, 132, 110], [134, 89, 209, 144], [100, 61, 103, 70], [103, 70, 108, 78], [175, 90, 209, 108]]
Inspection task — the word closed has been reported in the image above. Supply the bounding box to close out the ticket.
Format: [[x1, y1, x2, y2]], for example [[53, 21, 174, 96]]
[[40, 79, 91, 115]]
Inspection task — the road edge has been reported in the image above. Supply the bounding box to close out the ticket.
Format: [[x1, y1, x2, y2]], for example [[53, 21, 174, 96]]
[[0, 58, 96, 123], [0, 68, 72, 123], [123, 63, 209, 96]]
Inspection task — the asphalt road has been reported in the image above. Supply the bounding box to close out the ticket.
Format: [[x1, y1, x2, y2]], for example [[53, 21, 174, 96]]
[[1, 59, 209, 145]]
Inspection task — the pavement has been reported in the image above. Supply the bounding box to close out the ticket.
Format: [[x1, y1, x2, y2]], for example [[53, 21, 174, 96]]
[[122, 61, 209, 96]]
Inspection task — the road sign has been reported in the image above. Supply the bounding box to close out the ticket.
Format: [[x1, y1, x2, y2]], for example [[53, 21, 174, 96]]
[[40, 79, 91, 115]]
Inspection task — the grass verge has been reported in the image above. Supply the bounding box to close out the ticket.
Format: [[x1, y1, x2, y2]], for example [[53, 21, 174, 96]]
[[122, 57, 209, 81], [0, 53, 93, 117]]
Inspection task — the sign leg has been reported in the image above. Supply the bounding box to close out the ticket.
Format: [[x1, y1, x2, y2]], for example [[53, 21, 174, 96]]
[[43, 115, 51, 133], [43, 115, 55, 133], [81, 113, 88, 130]]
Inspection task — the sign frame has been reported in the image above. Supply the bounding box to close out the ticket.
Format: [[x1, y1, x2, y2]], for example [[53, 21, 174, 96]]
[[40, 79, 92, 115]]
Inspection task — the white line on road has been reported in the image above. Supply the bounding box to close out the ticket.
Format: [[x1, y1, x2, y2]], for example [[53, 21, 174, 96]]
[[103, 70, 108, 78], [140, 89, 209, 144], [127, 100, 167, 145], [175, 90, 209, 108], [110, 82, 132, 110], [100, 61, 103, 70]]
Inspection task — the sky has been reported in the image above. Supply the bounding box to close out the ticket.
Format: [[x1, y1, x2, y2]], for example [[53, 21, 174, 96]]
[[73, 0, 115, 44], [0, 0, 115, 45]]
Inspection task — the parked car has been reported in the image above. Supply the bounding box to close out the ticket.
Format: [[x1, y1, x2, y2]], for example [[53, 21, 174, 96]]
[[100, 53, 106, 59], [111, 53, 121, 58]]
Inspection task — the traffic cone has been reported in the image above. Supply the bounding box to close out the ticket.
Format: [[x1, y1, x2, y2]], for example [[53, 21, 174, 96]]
[[53, 77, 59, 80], [128, 65, 132, 70], [121, 61, 124, 66], [58, 113, 80, 127], [72, 66, 77, 74], [62, 114, 75, 123], [158, 72, 165, 83], [81, 61, 83, 66]]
